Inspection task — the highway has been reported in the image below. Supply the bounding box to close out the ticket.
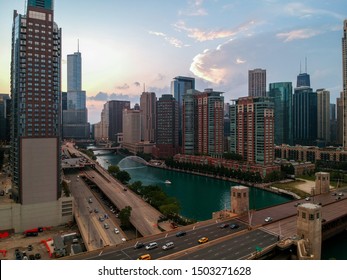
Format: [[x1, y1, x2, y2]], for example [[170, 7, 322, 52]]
[[63, 142, 163, 237], [65, 219, 275, 260]]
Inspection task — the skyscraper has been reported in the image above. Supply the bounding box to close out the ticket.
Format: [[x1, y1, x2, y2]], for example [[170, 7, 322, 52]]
[[62, 50, 90, 139], [293, 86, 317, 146], [248, 69, 266, 97], [171, 76, 195, 146], [182, 89, 224, 156], [342, 20, 347, 150], [154, 94, 179, 158], [316, 89, 330, 145], [337, 92, 343, 145], [108, 100, 130, 141], [268, 82, 293, 145], [9, 0, 73, 230], [140, 92, 156, 143], [0, 94, 10, 142], [230, 97, 274, 165]]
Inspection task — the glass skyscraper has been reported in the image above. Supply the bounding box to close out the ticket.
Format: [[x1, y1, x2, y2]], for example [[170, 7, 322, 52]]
[[293, 86, 317, 146], [171, 76, 195, 147], [62, 50, 90, 139], [268, 82, 293, 145]]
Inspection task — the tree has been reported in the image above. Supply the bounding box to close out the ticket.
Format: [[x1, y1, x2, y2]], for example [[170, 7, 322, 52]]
[[119, 206, 132, 229], [159, 203, 180, 217], [116, 170, 131, 184], [108, 165, 120, 175]]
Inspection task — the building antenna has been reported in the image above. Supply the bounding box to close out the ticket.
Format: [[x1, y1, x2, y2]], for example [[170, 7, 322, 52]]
[[77, 39, 79, 52], [305, 56, 307, 73], [300, 60, 302, 74], [143, 83, 146, 93]]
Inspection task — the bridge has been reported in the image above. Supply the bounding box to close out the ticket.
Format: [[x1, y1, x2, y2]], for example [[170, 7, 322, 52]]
[[88, 147, 121, 152]]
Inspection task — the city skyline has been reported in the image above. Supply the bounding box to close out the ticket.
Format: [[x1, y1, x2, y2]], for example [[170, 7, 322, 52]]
[[0, 0, 346, 124]]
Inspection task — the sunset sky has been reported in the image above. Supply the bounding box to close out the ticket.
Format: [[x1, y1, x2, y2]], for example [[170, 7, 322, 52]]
[[0, 0, 346, 124]]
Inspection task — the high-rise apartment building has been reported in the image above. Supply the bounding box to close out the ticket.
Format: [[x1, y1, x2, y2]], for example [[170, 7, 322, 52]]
[[140, 92, 156, 143], [154, 94, 179, 158], [62, 50, 90, 139], [122, 109, 141, 144], [342, 20, 347, 150], [182, 89, 224, 157], [248, 69, 266, 97], [171, 76, 195, 146], [230, 97, 274, 165], [196, 89, 224, 156], [8, 0, 73, 231], [316, 89, 330, 145], [293, 86, 317, 146], [268, 82, 293, 145]]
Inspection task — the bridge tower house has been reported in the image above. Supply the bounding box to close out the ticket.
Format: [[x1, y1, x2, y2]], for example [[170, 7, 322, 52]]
[[315, 172, 330, 195], [296, 203, 322, 260], [231, 186, 249, 215]]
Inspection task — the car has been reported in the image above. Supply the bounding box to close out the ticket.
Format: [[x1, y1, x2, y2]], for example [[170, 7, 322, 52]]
[[0, 190, 4, 196], [99, 216, 105, 222], [27, 244, 33, 251], [305, 197, 311, 201], [322, 219, 326, 223], [114, 228, 119, 234], [94, 208, 99, 213], [294, 202, 301, 207], [134, 242, 145, 249], [229, 223, 239, 229], [29, 254, 35, 260], [121, 238, 126, 242], [145, 242, 158, 250], [338, 192, 344, 196], [198, 237, 209, 244], [331, 192, 337, 196], [162, 242, 174, 250], [175, 231, 186, 237], [88, 198, 92, 203], [219, 223, 228, 229], [336, 197, 341, 200], [137, 254, 151, 260], [123, 187, 127, 191], [34, 253, 41, 259], [265, 217, 273, 222], [104, 223, 109, 229]]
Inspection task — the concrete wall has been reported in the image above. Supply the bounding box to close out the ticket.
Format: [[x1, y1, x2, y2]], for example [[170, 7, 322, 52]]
[[0, 197, 74, 233]]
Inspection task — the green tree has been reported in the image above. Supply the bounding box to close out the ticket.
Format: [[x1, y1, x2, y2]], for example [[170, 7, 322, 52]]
[[159, 203, 180, 217], [116, 170, 131, 184], [119, 206, 132, 229], [108, 165, 120, 175]]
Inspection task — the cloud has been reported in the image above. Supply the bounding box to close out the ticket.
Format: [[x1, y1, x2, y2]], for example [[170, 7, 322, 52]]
[[276, 28, 322, 42], [179, 0, 207, 16], [146, 86, 171, 96], [88, 92, 109, 101], [283, 2, 345, 20], [134, 82, 141, 87], [173, 20, 256, 42], [148, 30, 189, 48], [115, 83, 130, 90]]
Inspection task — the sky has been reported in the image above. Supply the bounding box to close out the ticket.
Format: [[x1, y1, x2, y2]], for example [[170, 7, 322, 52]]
[[0, 0, 346, 124]]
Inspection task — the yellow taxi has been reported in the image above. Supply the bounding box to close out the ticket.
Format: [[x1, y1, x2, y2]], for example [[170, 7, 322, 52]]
[[198, 237, 209, 244], [137, 254, 151, 260]]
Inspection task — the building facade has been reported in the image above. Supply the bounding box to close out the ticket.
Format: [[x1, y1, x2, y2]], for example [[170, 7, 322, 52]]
[[62, 50, 89, 139], [343, 20, 347, 150], [182, 89, 224, 157], [108, 100, 131, 141], [268, 82, 293, 145], [171, 76, 195, 147], [6, 0, 73, 232], [316, 89, 330, 145], [154, 94, 179, 158], [140, 92, 156, 143], [293, 86, 317, 146], [0, 94, 10, 142], [230, 96, 274, 165], [248, 69, 266, 97], [337, 93, 343, 145]]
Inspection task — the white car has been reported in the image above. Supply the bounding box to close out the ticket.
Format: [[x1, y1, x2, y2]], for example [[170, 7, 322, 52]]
[[264, 217, 273, 222], [162, 242, 174, 250], [145, 242, 158, 250], [114, 228, 119, 234]]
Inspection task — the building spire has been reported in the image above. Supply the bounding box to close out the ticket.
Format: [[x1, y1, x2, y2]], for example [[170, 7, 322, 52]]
[[77, 39, 79, 52], [305, 56, 307, 73]]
